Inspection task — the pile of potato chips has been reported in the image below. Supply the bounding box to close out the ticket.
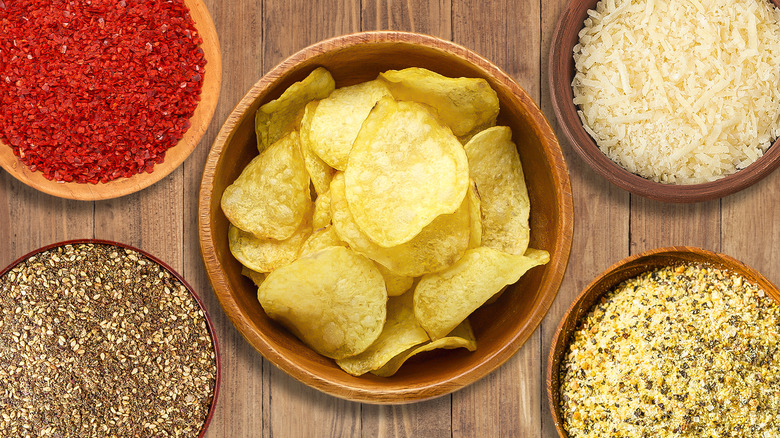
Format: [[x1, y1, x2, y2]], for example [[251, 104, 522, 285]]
[[221, 67, 549, 376]]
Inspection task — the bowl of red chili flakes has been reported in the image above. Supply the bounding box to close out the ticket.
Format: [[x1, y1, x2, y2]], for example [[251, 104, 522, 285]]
[[0, 0, 221, 200]]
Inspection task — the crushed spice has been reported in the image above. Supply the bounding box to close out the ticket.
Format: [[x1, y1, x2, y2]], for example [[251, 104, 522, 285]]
[[0, 243, 217, 437], [0, 0, 206, 183], [561, 264, 780, 437]]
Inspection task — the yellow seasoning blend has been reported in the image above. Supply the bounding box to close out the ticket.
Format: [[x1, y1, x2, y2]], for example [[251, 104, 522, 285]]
[[561, 264, 780, 436]]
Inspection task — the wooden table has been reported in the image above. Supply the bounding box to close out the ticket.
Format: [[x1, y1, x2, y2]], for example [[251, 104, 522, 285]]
[[2, 0, 778, 436]]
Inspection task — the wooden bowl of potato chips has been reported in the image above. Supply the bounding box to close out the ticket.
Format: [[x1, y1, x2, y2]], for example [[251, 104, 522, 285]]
[[199, 31, 573, 403]]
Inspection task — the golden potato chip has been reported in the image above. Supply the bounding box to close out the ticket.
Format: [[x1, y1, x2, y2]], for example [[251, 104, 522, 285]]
[[298, 225, 345, 257], [241, 266, 267, 287], [221, 131, 311, 241], [335, 291, 430, 376], [465, 126, 530, 255], [299, 101, 335, 195], [371, 319, 477, 377], [379, 67, 499, 137], [375, 263, 414, 297], [467, 180, 482, 249], [257, 246, 387, 360], [228, 210, 312, 272], [345, 98, 469, 247], [414, 247, 550, 339], [302, 79, 391, 170], [312, 189, 332, 230], [255, 67, 335, 152], [331, 173, 470, 277]]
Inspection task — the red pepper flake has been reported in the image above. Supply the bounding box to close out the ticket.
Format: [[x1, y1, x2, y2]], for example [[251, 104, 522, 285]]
[[0, 0, 206, 184]]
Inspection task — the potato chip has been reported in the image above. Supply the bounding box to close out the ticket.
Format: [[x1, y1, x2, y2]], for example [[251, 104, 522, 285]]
[[241, 266, 267, 287], [375, 263, 414, 297], [379, 67, 499, 138], [335, 291, 430, 376], [299, 101, 336, 195], [414, 247, 550, 339], [298, 225, 345, 257], [465, 126, 530, 255], [255, 67, 335, 153], [221, 131, 311, 241], [371, 319, 477, 377], [302, 80, 391, 170], [228, 210, 312, 272], [331, 172, 470, 277], [467, 180, 482, 249], [257, 246, 387, 360], [345, 98, 469, 247], [312, 189, 332, 230]]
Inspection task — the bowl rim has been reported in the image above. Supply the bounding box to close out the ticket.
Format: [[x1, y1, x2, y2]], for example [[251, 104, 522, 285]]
[[548, 0, 780, 203], [545, 246, 780, 437], [0, 0, 222, 201], [0, 239, 221, 437], [198, 30, 574, 403]]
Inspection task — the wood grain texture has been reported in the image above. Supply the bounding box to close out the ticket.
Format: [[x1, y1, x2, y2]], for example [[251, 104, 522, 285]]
[[451, 0, 544, 436], [360, 4, 453, 437], [3, 0, 780, 437]]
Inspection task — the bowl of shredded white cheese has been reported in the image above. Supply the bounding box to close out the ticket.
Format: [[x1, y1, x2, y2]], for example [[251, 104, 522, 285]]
[[550, 0, 780, 202]]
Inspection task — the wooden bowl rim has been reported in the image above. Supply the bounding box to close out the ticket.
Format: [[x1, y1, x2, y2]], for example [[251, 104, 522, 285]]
[[199, 30, 574, 403], [0, 238, 221, 437], [545, 246, 780, 437], [0, 0, 222, 201], [548, 0, 780, 203]]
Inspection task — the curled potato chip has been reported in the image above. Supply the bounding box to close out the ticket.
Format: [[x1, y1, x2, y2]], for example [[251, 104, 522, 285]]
[[345, 98, 469, 247], [371, 319, 477, 377], [258, 246, 387, 359], [300, 101, 336, 195], [303, 80, 391, 170], [228, 209, 312, 272], [467, 180, 482, 249], [331, 173, 470, 277], [255, 67, 335, 152], [241, 266, 267, 288], [414, 247, 550, 340], [335, 291, 430, 376], [379, 67, 499, 138], [465, 126, 530, 255], [298, 225, 345, 257], [312, 189, 332, 230], [221, 131, 311, 241], [375, 264, 414, 297]]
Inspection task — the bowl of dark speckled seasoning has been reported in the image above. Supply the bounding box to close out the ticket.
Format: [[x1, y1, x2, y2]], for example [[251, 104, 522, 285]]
[[0, 239, 220, 437], [547, 247, 780, 437]]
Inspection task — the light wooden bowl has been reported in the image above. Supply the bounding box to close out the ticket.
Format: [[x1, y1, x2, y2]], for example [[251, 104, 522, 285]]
[[199, 31, 574, 403], [0, 0, 221, 201], [546, 247, 780, 437], [549, 0, 780, 203], [0, 239, 221, 436]]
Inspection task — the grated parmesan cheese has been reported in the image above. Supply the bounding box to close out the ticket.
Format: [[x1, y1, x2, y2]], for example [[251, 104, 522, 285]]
[[573, 0, 780, 184]]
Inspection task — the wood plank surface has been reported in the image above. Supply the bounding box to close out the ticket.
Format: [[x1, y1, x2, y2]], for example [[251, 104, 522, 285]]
[[2, 1, 780, 437]]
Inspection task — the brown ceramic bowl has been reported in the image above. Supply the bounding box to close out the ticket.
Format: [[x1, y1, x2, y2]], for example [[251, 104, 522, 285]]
[[0, 0, 221, 201], [546, 246, 780, 436], [549, 0, 780, 203], [0, 239, 220, 436], [199, 31, 573, 403]]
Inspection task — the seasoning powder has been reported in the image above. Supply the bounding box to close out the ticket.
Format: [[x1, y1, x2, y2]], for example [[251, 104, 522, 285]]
[[0, 0, 206, 183], [0, 243, 217, 436], [561, 264, 780, 436]]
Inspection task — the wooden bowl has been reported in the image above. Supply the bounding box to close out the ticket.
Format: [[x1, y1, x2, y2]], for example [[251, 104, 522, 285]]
[[546, 246, 780, 436], [199, 31, 574, 403], [0, 0, 221, 201], [0, 239, 221, 436], [549, 0, 780, 203]]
